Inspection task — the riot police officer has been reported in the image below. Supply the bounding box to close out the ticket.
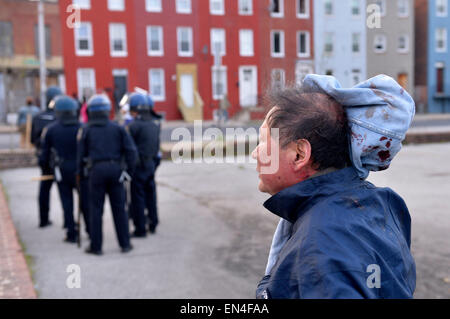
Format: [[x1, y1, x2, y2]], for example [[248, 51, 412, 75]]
[[146, 95, 162, 234], [39, 95, 89, 243], [77, 94, 137, 255], [127, 93, 160, 237], [31, 86, 63, 228]]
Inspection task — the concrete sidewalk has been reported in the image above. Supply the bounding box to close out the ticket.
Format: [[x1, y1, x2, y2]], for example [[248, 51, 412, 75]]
[[0, 183, 36, 299]]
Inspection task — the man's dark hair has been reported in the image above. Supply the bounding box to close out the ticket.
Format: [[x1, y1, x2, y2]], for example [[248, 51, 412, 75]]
[[266, 85, 351, 171]]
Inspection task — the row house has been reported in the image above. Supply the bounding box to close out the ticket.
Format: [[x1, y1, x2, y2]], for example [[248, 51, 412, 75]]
[[0, 0, 64, 121], [60, 0, 315, 121], [366, 0, 415, 94], [314, 0, 414, 93], [415, 0, 450, 113], [314, 0, 367, 88]]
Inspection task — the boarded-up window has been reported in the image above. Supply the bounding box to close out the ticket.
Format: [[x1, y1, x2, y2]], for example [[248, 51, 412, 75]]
[[0, 21, 13, 57]]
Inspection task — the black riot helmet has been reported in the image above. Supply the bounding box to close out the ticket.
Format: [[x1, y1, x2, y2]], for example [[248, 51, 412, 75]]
[[128, 92, 150, 115], [46, 86, 63, 110], [87, 94, 111, 124], [54, 95, 79, 125]]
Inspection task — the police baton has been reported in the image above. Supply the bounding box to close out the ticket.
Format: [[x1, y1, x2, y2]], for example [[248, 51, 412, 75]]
[[119, 171, 132, 219], [76, 175, 82, 248]]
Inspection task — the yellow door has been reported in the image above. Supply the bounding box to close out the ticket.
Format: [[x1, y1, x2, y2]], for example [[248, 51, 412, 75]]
[[398, 73, 408, 90], [176, 64, 203, 122]]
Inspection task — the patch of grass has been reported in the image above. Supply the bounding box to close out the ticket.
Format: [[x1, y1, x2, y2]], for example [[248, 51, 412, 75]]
[[18, 238, 39, 298], [0, 179, 10, 204], [0, 179, 39, 297]]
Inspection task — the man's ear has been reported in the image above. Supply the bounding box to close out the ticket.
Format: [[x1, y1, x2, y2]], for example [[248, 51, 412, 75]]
[[293, 139, 312, 171]]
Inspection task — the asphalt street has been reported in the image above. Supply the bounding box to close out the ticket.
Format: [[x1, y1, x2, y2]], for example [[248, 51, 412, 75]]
[[0, 143, 449, 298]]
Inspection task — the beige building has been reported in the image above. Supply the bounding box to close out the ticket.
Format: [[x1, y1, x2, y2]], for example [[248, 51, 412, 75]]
[[366, 0, 415, 94], [0, 0, 63, 122]]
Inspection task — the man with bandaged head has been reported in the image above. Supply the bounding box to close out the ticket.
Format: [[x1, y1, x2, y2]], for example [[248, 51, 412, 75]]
[[253, 74, 416, 299]]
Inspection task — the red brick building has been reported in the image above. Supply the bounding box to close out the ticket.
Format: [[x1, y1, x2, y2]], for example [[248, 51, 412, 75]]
[[59, 0, 314, 121], [0, 0, 63, 120]]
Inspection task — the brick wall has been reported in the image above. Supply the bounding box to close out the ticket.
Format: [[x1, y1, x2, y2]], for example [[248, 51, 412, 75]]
[[0, 149, 37, 170]]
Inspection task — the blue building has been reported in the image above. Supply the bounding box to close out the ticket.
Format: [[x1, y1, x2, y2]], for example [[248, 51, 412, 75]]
[[427, 0, 450, 113]]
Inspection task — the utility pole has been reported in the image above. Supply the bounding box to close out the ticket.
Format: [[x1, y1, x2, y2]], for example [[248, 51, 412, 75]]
[[37, 0, 47, 110]]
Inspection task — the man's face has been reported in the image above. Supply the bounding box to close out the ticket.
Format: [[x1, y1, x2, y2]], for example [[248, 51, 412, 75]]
[[130, 111, 138, 118], [252, 108, 300, 195]]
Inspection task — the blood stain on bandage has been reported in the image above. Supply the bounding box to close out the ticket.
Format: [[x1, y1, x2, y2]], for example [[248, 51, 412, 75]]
[[378, 151, 390, 162], [365, 107, 376, 119], [352, 132, 364, 146]]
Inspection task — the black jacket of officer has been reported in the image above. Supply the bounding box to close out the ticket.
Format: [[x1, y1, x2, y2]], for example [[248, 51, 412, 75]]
[[127, 93, 160, 236], [39, 95, 86, 242], [77, 94, 137, 255], [31, 86, 62, 150], [32, 86, 63, 228]]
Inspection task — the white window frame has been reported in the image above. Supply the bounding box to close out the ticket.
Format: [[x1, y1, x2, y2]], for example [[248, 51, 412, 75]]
[[176, 0, 192, 14], [107, 0, 125, 11], [74, 22, 93, 56], [109, 23, 127, 57], [210, 0, 225, 15], [148, 69, 166, 102], [397, 34, 410, 53], [77, 68, 96, 99], [296, 0, 310, 18], [351, 0, 361, 16], [177, 27, 193, 57], [147, 26, 164, 56], [210, 28, 226, 56], [351, 69, 361, 86], [145, 0, 162, 12], [436, 0, 449, 17], [238, 0, 253, 15], [271, 69, 285, 90], [352, 33, 361, 53], [212, 66, 228, 100], [239, 29, 254, 57], [270, 30, 285, 58], [436, 28, 448, 53], [72, 0, 90, 10], [270, 0, 284, 18], [297, 31, 310, 58], [324, 32, 334, 54], [324, 0, 333, 15], [397, 0, 409, 17], [374, 34, 387, 53]]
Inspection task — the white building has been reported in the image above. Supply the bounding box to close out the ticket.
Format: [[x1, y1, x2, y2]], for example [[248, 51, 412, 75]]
[[314, 0, 367, 88]]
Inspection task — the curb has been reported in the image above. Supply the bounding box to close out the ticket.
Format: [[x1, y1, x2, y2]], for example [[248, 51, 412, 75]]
[[0, 183, 37, 299]]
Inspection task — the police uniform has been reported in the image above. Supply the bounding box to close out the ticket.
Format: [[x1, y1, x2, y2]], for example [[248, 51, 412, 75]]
[[39, 95, 89, 242], [77, 94, 137, 255], [127, 93, 160, 237], [31, 86, 62, 228], [147, 95, 162, 233]]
